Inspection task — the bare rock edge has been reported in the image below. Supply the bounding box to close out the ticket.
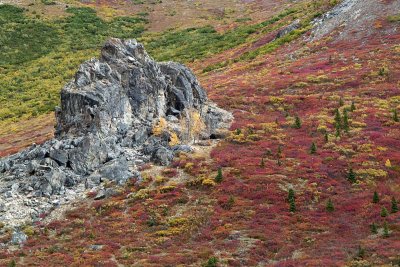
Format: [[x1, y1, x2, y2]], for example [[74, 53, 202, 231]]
[[0, 38, 232, 230]]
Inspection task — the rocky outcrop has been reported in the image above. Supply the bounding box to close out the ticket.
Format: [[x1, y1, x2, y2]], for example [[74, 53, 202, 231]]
[[310, 0, 400, 41], [0, 38, 232, 228]]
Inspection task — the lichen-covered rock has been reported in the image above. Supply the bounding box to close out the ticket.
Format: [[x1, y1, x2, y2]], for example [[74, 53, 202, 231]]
[[0, 38, 232, 229], [11, 230, 27, 245]]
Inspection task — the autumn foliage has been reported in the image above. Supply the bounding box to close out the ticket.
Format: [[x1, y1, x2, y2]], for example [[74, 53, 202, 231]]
[[1, 0, 400, 266]]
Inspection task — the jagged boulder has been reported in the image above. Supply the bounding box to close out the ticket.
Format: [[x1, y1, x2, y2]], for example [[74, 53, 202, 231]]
[[55, 39, 213, 138], [0, 38, 232, 228]]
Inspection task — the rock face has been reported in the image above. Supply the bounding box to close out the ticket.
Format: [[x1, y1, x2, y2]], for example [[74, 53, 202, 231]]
[[0, 38, 232, 228]]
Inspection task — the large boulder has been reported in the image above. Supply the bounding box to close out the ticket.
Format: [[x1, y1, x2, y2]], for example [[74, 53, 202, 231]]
[[0, 38, 232, 228]]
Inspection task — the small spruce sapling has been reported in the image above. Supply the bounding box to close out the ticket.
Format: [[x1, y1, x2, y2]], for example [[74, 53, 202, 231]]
[[264, 149, 272, 157], [287, 189, 296, 212], [8, 260, 16, 267], [277, 145, 282, 158], [393, 109, 399, 122], [294, 115, 302, 129], [351, 101, 356, 111], [204, 257, 218, 267], [348, 168, 356, 184], [372, 191, 380, 204], [326, 198, 334, 212], [370, 223, 378, 234], [334, 108, 342, 129], [227, 196, 235, 209], [356, 246, 365, 259], [310, 142, 317, 154], [383, 222, 390, 237], [289, 199, 296, 212], [287, 188, 295, 202], [391, 197, 398, 213], [339, 97, 344, 107], [335, 125, 341, 137], [343, 109, 349, 132], [260, 158, 265, 168], [328, 55, 333, 64], [215, 168, 223, 183], [380, 207, 389, 217]]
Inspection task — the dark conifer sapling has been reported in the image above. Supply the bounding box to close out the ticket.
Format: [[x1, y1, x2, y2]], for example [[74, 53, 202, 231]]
[[335, 125, 341, 137], [334, 108, 342, 129], [381, 207, 388, 217], [348, 168, 356, 184], [287, 188, 295, 202], [289, 200, 296, 212], [372, 191, 380, 203], [226, 196, 235, 210], [393, 109, 399, 122], [339, 97, 344, 107], [351, 101, 356, 111], [310, 142, 317, 154], [260, 158, 265, 168], [326, 198, 334, 212], [383, 222, 390, 237], [391, 197, 398, 213], [277, 145, 282, 158], [287, 189, 296, 212], [356, 246, 365, 259], [343, 109, 349, 132], [370, 223, 378, 234], [215, 168, 223, 183], [294, 115, 302, 129]]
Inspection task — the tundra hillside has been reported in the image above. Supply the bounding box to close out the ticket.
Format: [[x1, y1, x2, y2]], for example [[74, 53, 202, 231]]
[[0, 0, 400, 266]]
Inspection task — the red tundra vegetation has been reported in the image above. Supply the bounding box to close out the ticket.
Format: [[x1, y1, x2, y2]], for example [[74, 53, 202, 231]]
[[1, 1, 400, 266]]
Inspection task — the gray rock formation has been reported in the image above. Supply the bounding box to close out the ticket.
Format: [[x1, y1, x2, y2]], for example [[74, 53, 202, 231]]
[[0, 38, 232, 229], [310, 0, 400, 41], [10, 230, 27, 245]]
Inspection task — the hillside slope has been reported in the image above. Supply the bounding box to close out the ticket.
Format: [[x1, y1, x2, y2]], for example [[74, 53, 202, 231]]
[[0, 0, 400, 266]]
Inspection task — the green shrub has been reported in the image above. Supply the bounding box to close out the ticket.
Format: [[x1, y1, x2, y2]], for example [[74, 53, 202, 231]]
[[204, 257, 218, 267], [388, 14, 400, 22]]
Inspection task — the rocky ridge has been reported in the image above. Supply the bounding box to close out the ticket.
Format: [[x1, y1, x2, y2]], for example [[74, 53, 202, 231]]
[[0, 38, 232, 231], [310, 0, 400, 41]]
